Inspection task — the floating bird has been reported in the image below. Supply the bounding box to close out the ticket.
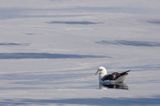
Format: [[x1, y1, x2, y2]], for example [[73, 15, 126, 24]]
[[95, 66, 130, 85]]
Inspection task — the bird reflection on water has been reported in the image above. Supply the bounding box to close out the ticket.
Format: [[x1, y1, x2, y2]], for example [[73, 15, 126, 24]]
[[99, 82, 128, 90]]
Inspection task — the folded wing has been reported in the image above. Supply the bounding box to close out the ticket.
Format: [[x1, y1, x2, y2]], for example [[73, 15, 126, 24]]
[[102, 70, 130, 82]]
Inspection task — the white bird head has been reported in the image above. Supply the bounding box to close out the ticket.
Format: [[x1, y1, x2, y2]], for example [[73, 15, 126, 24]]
[[95, 66, 108, 78]]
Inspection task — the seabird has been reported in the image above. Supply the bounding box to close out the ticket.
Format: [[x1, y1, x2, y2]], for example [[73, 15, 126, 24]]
[[95, 66, 130, 85]]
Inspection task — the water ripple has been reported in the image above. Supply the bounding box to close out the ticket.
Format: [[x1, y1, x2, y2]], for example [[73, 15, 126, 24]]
[[0, 53, 107, 59], [96, 40, 160, 47], [48, 21, 99, 25]]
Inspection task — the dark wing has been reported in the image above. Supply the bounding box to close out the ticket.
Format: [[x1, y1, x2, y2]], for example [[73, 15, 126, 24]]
[[102, 70, 130, 81], [102, 74, 114, 81], [114, 70, 130, 80]]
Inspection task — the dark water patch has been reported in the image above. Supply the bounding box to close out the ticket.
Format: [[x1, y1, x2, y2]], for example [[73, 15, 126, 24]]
[[0, 53, 107, 59], [0, 8, 23, 20], [0, 7, 93, 20], [0, 43, 29, 46], [1, 97, 160, 106], [147, 19, 160, 25], [0, 72, 89, 81], [148, 80, 160, 84], [0, 6, 141, 20], [121, 64, 160, 71], [96, 40, 160, 47], [48, 21, 99, 25], [0, 6, 144, 20]]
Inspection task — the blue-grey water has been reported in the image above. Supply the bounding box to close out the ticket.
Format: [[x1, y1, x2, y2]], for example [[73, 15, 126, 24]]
[[0, 0, 160, 106]]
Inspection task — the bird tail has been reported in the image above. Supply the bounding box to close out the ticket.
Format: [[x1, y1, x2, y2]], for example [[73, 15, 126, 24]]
[[120, 70, 130, 76], [124, 70, 131, 73]]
